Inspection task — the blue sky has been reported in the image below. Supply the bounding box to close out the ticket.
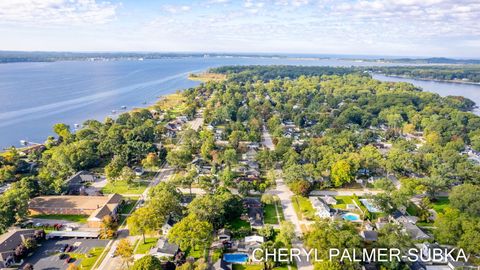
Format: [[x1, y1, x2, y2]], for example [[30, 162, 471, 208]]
[[0, 0, 479, 57]]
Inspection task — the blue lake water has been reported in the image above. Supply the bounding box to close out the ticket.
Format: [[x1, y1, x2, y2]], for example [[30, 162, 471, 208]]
[[1, 57, 480, 149]]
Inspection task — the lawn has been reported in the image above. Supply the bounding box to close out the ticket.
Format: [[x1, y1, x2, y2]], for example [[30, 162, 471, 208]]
[[264, 204, 279, 224], [31, 214, 88, 223], [68, 247, 105, 270], [232, 264, 263, 270], [292, 196, 315, 220], [101, 181, 149, 195], [431, 197, 450, 214], [406, 202, 420, 216], [185, 246, 207, 259], [332, 196, 354, 210], [118, 199, 138, 215], [226, 217, 251, 231], [135, 237, 158, 254]]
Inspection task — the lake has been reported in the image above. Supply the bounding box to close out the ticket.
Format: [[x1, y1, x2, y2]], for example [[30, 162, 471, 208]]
[[1, 57, 480, 149]]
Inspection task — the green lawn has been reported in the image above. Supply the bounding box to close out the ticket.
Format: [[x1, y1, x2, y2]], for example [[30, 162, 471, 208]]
[[292, 196, 315, 220], [68, 247, 105, 270], [226, 218, 251, 230], [185, 246, 206, 259], [232, 264, 263, 270], [264, 204, 279, 224], [118, 199, 138, 215], [332, 196, 354, 210], [431, 197, 450, 214], [135, 237, 158, 254], [406, 202, 420, 216], [101, 181, 149, 194], [31, 214, 88, 223]]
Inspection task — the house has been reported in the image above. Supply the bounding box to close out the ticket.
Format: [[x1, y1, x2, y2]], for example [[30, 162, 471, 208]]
[[360, 230, 378, 243], [243, 198, 264, 228], [29, 194, 123, 228], [389, 211, 431, 241], [217, 229, 232, 241], [237, 235, 264, 253], [64, 171, 96, 194], [213, 259, 232, 270], [321, 196, 337, 205], [162, 217, 176, 235], [309, 197, 331, 218], [0, 229, 35, 268], [150, 238, 179, 258]]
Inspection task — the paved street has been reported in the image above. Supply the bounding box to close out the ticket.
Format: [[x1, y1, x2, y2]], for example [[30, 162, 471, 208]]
[[263, 128, 313, 270], [97, 116, 202, 270]]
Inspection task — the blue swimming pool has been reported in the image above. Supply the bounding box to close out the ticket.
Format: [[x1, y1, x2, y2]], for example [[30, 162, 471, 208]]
[[223, 253, 249, 263], [360, 199, 381, 213], [342, 213, 361, 222]]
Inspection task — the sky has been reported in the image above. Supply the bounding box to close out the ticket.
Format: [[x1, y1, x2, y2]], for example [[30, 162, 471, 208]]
[[0, 0, 479, 58]]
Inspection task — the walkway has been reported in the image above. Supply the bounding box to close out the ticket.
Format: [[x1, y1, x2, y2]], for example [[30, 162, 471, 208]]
[[262, 128, 313, 270]]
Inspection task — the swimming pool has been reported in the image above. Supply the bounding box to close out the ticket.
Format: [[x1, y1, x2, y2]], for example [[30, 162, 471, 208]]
[[342, 213, 361, 222], [223, 253, 249, 263], [360, 199, 381, 213]]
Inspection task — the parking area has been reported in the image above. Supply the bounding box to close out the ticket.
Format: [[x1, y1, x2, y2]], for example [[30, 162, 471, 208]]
[[22, 238, 108, 270]]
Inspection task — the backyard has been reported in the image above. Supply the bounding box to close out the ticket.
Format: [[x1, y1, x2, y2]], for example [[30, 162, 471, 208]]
[[101, 180, 149, 195], [264, 201, 284, 224], [292, 195, 315, 220], [134, 237, 158, 254]]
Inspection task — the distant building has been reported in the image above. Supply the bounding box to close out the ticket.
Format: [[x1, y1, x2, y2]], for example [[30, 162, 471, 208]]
[[29, 194, 123, 228], [0, 229, 35, 268], [64, 171, 96, 194]]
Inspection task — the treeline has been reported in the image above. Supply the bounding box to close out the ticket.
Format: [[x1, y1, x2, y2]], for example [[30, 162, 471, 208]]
[[362, 65, 480, 83], [210, 65, 364, 82]]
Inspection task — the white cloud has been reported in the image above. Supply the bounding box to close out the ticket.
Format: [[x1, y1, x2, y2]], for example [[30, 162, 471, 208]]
[[162, 4, 192, 14], [0, 0, 118, 25]]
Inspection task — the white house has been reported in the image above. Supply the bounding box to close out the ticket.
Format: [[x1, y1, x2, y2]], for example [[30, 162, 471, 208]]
[[309, 197, 331, 218]]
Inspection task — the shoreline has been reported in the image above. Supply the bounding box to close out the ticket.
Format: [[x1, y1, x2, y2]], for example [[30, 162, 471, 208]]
[[373, 73, 480, 86]]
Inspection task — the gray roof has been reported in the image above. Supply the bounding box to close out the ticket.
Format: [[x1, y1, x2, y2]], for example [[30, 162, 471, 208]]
[[360, 230, 378, 242], [0, 229, 35, 254], [151, 238, 179, 256]]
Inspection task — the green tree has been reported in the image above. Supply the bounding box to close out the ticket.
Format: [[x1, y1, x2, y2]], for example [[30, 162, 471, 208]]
[[131, 255, 162, 270], [449, 183, 480, 216], [127, 206, 157, 243], [99, 215, 118, 239], [167, 214, 213, 252], [141, 152, 160, 169], [105, 156, 125, 182], [331, 160, 354, 187], [120, 166, 136, 185]]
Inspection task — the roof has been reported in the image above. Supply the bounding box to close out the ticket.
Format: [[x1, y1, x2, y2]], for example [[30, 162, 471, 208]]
[[213, 259, 232, 270], [403, 223, 431, 240], [30, 194, 122, 211], [65, 171, 95, 186], [218, 228, 232, 236], [360, 230, 378, 242], [0, 229, 35, 254], [46, 231, 100, 238], [247, 207, 264, 227], [151, 238, 179, 256], [245, 235, 264, 243]]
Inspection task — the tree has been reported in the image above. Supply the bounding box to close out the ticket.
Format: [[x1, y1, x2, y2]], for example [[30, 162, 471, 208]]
[[128, 206, 157, 243], [120, 166, 136, 185], [258, 225, 275, 241], [222, 149, 237, 167], [141, 152, 160, 169], [166, 147, 192, 168], [228, 131, 242, 149], [167, 214, 213, 252], [331, 160, 354, 187], [53, 123, 72, 142], [66, 264, 79, 270], [261, 194, 277, 205], [277, 221, 295, 246], [419, 176, 448, 200], [433, 208, 463, 245], [238, 181, 253, 197], [115, 239, 134, 268], [105, 156, 125, 182], [375, 223, 413, 270], [449, 184, 480, 216], [131, 255, 162, 270], [100, 215, 118, 239], [288, 179, 311, 196]]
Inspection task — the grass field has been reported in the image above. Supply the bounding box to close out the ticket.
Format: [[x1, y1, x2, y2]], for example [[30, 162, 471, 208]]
[[31, 214, 88, 223], [332, 196, 354, 209], [118, 199, 138, 215], [431, 197, 450, 214], [232, 264, 263, 270], [292, 195, 315, 220], [264, 203, 279, 224], [226, 217, 251, 230], [68, 247, 105, 270], [135, 237, 158, 254], [101, 181, 149, 194]]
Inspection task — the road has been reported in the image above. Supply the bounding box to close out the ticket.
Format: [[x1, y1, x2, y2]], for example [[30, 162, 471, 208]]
[[262, 128, 313, 270], [97, 116, 202, 270]]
